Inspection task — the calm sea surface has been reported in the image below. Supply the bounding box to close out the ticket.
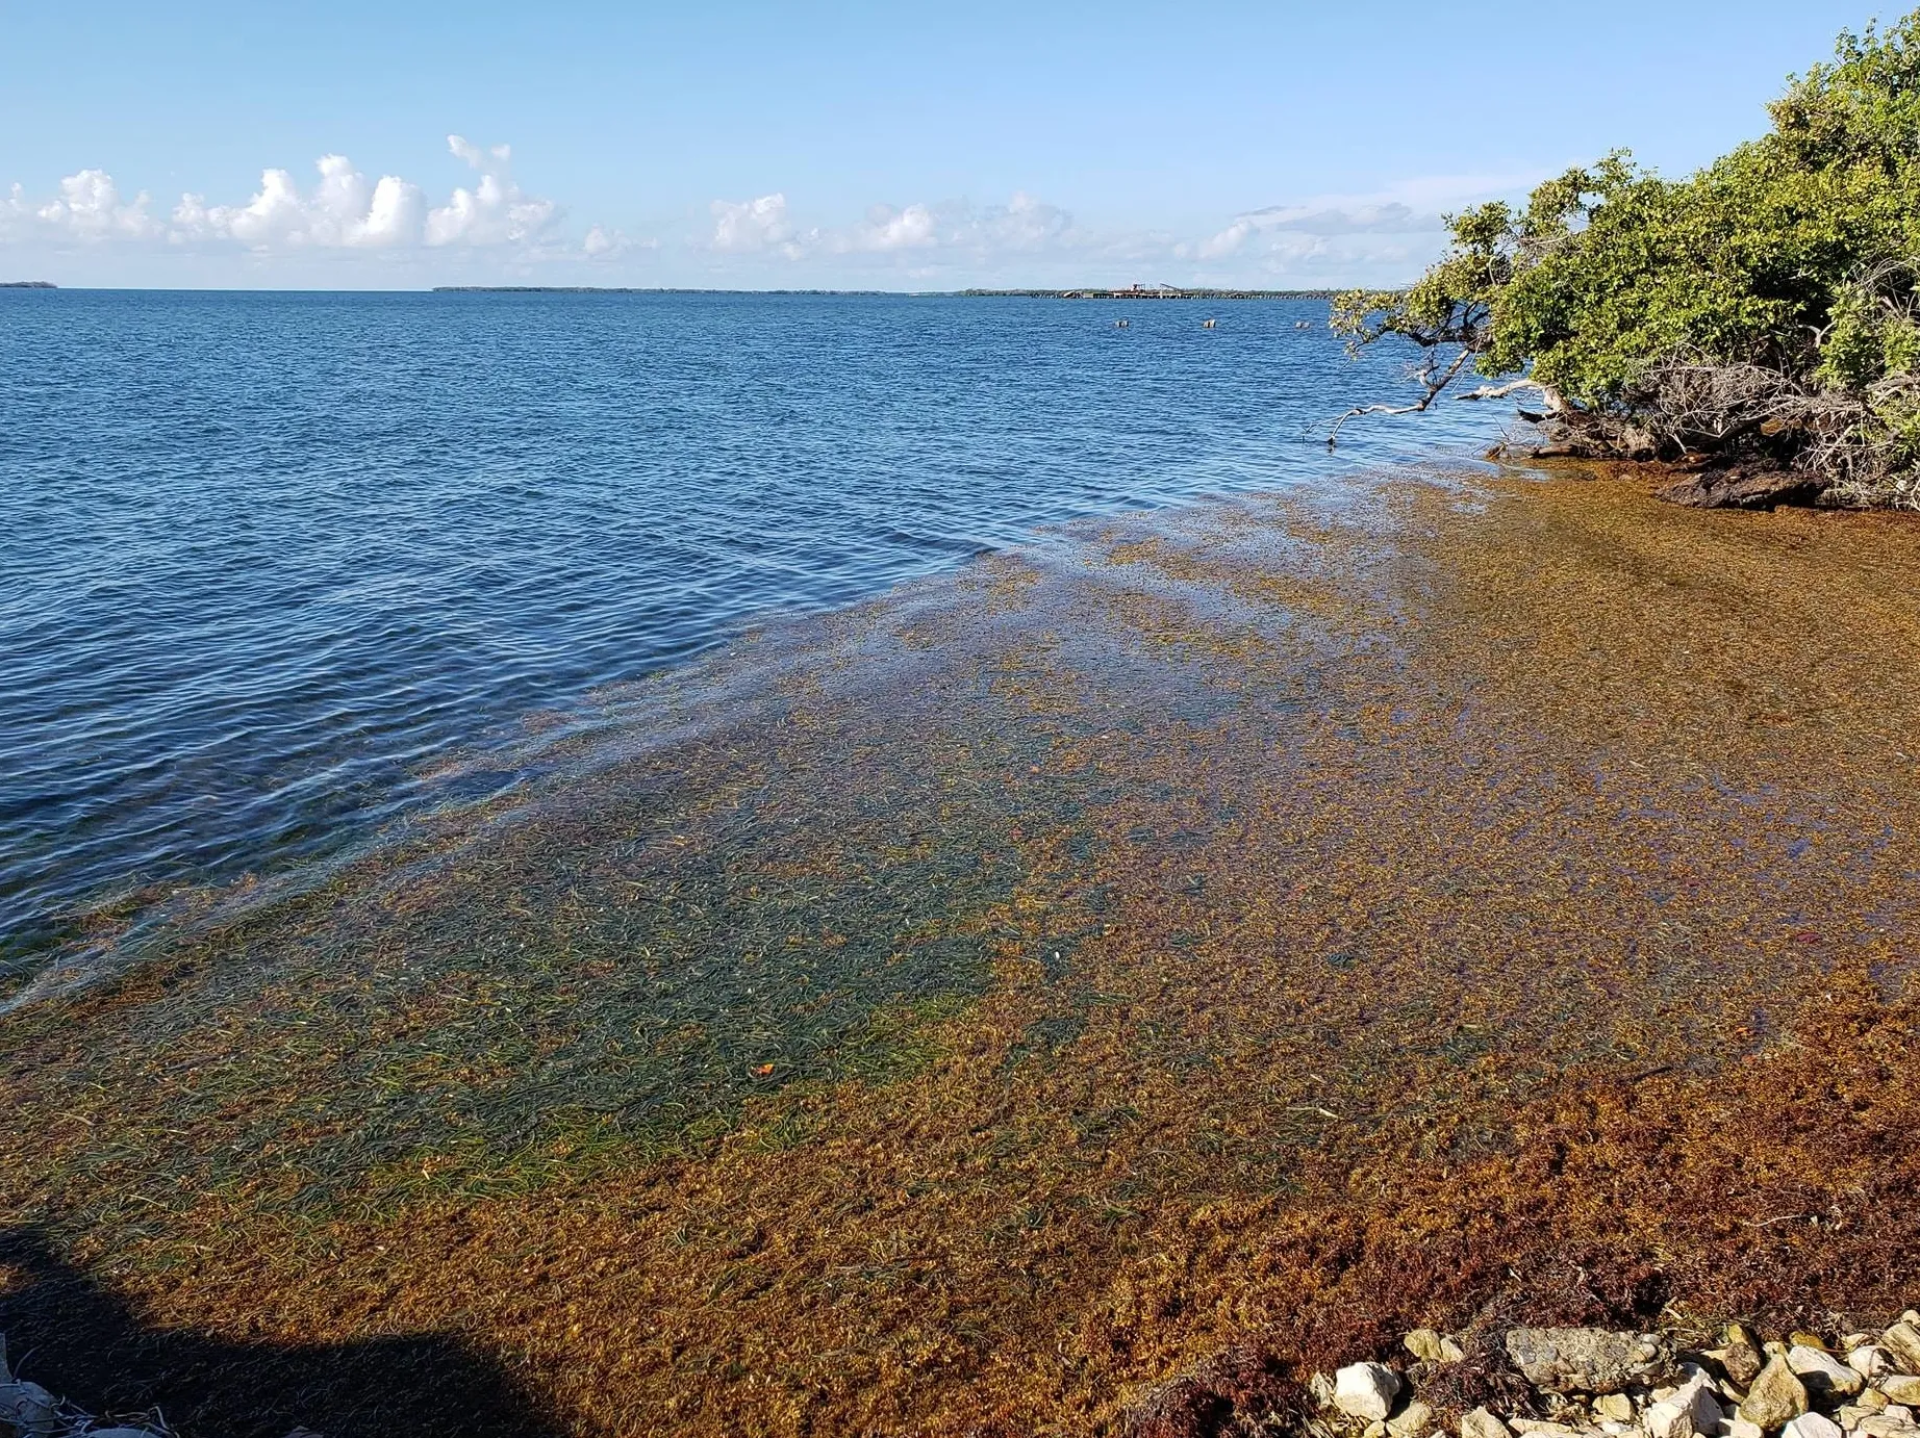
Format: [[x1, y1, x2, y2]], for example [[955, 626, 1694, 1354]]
[[0, 289, 1508, 980]]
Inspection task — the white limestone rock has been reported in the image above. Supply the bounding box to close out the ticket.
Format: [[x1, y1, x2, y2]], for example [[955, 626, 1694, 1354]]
[[1884, 1327, 1920, 1377], [1406, 1329, 1450, 1363], [1853, 1420, 1920, 1438], [1853, 1351, 1896, 1383], [1793, 1346, 1868, 1400], [1645, 1376, 1724, 1438], [1785, 1416, 1845, 1438], [1644, 1400, 1696, 1438], [1390, 1400, 1437, 1438], [1335, 1362, 1403, 1423], [1463, 1408, 1516, 1438], [1743, 1350, 1812, 1430], [1506, 1328, 1672, 1395]]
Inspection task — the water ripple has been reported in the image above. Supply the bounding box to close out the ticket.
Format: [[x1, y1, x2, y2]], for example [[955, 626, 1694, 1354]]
[[0, 289, 1508, 980]]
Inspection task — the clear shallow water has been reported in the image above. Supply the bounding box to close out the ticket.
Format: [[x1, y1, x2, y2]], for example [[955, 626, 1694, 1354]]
[[0, 289, 1508, 977]]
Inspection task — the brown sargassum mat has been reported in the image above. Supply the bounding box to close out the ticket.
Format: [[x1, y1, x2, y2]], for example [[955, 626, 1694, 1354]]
[[2, 470, 1917, 1437]]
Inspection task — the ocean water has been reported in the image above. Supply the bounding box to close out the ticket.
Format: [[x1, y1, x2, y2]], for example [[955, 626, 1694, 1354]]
[[0, 289, 1509, 980]]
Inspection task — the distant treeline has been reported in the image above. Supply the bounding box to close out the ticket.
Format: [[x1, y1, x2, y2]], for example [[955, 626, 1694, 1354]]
[[0, 281, 56, 289], [428, 285, 1337, 299], [963, 288, 1337, 300], [432, 286, 922, 295]]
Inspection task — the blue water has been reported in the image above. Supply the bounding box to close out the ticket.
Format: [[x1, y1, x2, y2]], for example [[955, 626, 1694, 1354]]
[[0, 289, 1508, 976]]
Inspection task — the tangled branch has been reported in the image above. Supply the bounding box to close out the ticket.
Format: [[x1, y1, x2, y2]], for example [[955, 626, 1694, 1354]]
[[1327, 348, 1475, 447]]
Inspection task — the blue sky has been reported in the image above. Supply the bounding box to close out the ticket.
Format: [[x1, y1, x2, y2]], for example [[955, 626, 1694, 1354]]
[[0, 0, 1888, 289]]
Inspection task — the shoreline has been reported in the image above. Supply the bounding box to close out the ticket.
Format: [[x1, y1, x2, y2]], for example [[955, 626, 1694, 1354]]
[[0, 281, 1523, 1001], [4, 437, 1507, 1008], [425, 286, 1339, 298], [4, 469, 1917, 1436]]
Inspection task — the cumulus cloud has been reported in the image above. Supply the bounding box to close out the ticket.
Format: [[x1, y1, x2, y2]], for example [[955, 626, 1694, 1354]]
[[423, 136, 558, 246], [5, 146, 1540, 288], [581, 224, 654, 260], [4, 170, 162, 243], [706, 193, 814, 256], [6, 137, 576, 258], [847, 202, 938, 252], [171, 155, 428, 249]]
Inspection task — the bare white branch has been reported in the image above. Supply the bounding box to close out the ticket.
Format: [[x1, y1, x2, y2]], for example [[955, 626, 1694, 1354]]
[[1327, 347, 1473, 447], [1457, 378, 1552, 403]]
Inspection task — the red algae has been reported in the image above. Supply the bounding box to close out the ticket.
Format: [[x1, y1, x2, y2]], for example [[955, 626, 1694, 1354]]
[[1, 470, 1916, 1437]]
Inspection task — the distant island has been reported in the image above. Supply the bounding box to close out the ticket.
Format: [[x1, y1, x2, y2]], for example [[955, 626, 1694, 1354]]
[[1, 280, 56, 289], [432, 286, 915, 295], [965, 285, 1337, 300], [431, 283, 1334, 299]]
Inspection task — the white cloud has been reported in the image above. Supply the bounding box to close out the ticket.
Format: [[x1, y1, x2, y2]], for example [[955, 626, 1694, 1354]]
[[4, 146, 1543, 289], [692, 173, 1547, 286], [707, 190, 1084, 262], [848, 201, 938, 252], [171, 156, 428, 250], [4, 170, 162, 243], [7, 137, 571, 258], [448, 136, 511, 171], [706, 192, 814, 256], [972, 191, 1074, 251], [1197, 202, 1422, 258], [423, 135, 558, 247], [582, 224, 653, 260], [1194, 171, 1551, 262]]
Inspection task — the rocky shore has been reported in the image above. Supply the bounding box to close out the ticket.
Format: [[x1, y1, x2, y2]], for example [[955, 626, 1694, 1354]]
[[1306, 1318, 1920, 1438]]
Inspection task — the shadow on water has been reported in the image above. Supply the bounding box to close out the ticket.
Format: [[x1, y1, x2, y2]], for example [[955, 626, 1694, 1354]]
[[0, 1227, 564, 1438]]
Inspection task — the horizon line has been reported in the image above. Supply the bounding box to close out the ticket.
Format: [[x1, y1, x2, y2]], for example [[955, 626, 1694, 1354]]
[[1, 282, 1351, 297]]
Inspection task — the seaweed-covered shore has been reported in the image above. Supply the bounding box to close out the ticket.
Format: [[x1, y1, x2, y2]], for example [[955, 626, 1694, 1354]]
[[1, 469, 1916, 1437]]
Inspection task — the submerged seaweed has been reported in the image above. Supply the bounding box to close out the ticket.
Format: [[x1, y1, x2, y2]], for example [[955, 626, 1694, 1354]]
[[2, 471, 1917, 1437]]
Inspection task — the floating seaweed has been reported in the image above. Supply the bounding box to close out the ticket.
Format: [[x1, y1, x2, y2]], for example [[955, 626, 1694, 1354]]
[[2, 469, 1917, 1437]]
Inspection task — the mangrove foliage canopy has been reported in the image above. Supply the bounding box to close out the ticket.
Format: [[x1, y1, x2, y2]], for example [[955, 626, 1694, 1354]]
[[1332, 12, 1920, 506]]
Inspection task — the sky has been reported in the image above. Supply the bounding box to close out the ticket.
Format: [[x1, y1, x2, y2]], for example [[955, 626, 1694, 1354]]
[[0, 0, 1891, 290]]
